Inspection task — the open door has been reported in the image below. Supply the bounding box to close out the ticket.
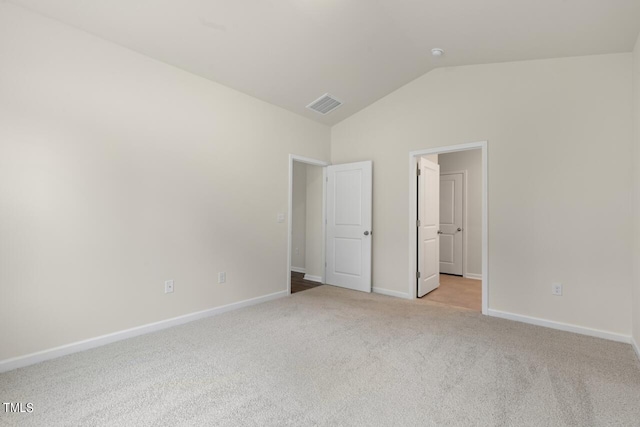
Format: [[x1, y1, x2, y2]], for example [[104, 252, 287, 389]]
[[326, 161, 372, 292], [418, 157, 440, 297]]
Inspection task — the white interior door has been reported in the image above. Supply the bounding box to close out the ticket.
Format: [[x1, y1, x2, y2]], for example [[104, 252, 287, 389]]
[[439, 173, 463, 275], [418, 157, 440, 297], [326, 161, 372, 292]]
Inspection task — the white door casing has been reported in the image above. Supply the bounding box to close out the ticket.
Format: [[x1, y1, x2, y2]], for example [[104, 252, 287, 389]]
[[325, 161, 372, 292], [439, 173, 463, 275], [418, 157, 440, 297]]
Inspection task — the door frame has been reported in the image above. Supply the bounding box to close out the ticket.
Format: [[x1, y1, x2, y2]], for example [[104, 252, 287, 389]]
[[408, 141, 488, 314], [440, 170, 468, 277], [287, 154, 330, 295]]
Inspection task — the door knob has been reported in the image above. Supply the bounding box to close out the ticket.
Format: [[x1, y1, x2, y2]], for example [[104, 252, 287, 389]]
[[457, 228, 462, 232], [364, 231, 370, 236], [437, 230, 443, 234]]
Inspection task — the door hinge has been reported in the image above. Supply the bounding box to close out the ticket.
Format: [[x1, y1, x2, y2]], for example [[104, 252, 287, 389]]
[[416, 165, 421, 176], [416, 271, 421, 279], [416, 219, 420, 227]]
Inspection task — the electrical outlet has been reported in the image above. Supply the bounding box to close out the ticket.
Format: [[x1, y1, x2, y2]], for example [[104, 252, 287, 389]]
[[218, 272, 226, 284], [295, 247, 299, 255], [277, 213, 285, 223], [552, 283, 562, 296], [165, 280, 174, 294]]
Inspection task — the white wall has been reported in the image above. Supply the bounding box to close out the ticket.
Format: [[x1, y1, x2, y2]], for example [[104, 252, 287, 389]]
[[304, 166, 324, 280], [438, 149, 482, 278], [332, 54, 633, 336], [633, 33, 640, 350], [0, 3, 330, 361], [291, 162, 307, 271]]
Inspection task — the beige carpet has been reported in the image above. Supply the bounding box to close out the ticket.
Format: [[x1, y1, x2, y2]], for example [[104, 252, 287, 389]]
[[1, 285, 639, 426]]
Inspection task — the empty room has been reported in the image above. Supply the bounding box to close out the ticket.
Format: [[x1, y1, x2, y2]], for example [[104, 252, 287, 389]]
[[1, 1, 640, 425]]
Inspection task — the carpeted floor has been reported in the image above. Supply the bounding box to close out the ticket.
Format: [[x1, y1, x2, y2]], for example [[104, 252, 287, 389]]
[[1, 285, 639, 426]]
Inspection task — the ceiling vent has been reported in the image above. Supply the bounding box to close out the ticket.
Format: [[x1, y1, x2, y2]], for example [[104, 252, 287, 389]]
[[306, 93, 343, 115]]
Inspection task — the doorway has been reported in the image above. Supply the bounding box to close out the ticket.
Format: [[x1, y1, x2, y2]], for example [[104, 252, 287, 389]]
[[408, 142, 488, 314], [287, 156, 329, 295], [287, 155, 374, 295]]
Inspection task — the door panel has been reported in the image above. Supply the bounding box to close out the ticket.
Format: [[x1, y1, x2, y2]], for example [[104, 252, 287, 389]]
[[418, 157, 440, 297], [440, 180, 455, 224], [423, 239, 437, 278], [335, 170, 362, 225], [326, 161, 372, 292], [439, 173, 463, 275], [334, 238, 362, 275], [439, 234, 454, 264]]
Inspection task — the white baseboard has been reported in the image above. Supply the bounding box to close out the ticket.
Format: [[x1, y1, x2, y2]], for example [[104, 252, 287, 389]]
[[464, 273, 482, 280], [0, 290, 287, 373], [290, 266, 306, 274], [487, 309, 631, 344], [303, 274, 323, 283], [633, 337, 640, 362], [373, 287, 411, 300]]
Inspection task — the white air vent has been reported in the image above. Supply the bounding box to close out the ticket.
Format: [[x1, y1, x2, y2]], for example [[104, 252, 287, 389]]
[[306, 93, 343, 115]]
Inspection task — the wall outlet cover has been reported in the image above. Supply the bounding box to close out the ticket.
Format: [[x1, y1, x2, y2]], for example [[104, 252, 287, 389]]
[[165, 280, 174, 294]]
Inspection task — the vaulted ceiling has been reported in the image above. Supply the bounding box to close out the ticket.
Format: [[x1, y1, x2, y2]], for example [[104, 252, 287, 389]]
[[10, 0, 640, 125]]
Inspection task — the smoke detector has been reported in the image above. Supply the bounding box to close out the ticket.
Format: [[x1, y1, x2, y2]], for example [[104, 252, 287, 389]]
[[306, 93, 343, 115], [431, 48, 445, 57]]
